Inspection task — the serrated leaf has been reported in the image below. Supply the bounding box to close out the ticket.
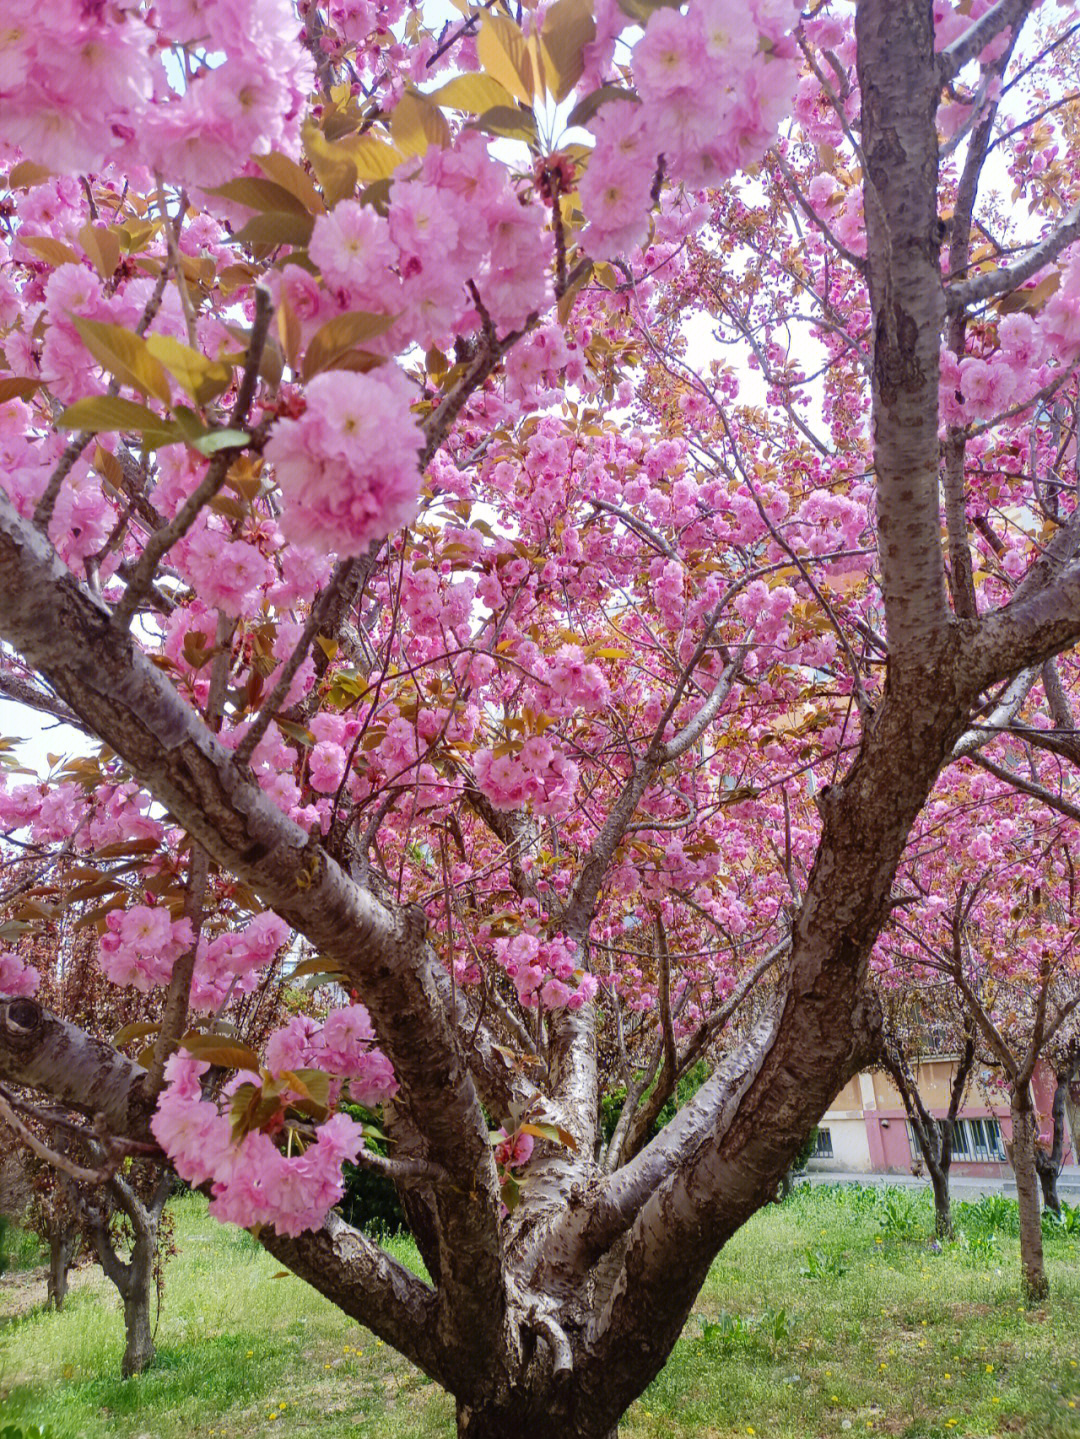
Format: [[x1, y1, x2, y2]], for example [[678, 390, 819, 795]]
[[21, 235, 81, 267], [114, 1020, 162, 1047], [302, 310, 396, 381], [182, 1035, 262, 1070], [71, 317, 173, 404], [231, 210, 315, 250], [7, 161, 53, 188], [290, 954, 344, 978], [348, 135, 408, 182], [0, 376, 40, 405], [302, 121, 359, 207], [615, 0, 681, 22], [471, 106, 539, 143], [56, 395, 178, 448], [78, 223, 122, 280], [519, 1121, 578, 1151], [428, 73, 517, 114], [188, 427, 250, 457], [501, 1174, 522, 1212], [208, 177, 312, 218], [566, 84, 640, 130], [254, 151, 325, 214], [540, 0, 595, 101], [390, 90, 452, 159], [477, 15, 536, 105], [146, 334, 234, 404]]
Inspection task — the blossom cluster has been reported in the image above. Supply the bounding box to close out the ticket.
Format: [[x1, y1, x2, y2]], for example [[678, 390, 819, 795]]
[[1, 0, 312, 185], [581, 0, 802, 255], [97, 905, 289, 1006], [264, 367, 426, 555], [0, 950, 40, 998], [474, 738, 581, 817], [492, 932, 598, 1010], [264, 1006, 398, 1107], [151, 1052, 366, 1238]]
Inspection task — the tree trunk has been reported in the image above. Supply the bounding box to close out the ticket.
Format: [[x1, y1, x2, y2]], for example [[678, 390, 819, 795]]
[[1035, 1074, 1068, 1217], [1036, 1156, 1061, 1217], [120, 1255, 156, 1378], [930, 1163, 953, 1240], [1010, 1097, 1048, 1302], [456, 1405, 617, 1439], [46, 1220, 75, 1310]]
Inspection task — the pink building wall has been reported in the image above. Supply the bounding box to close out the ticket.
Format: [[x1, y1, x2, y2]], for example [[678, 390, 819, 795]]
[[822, 1061, 1072, 1178]]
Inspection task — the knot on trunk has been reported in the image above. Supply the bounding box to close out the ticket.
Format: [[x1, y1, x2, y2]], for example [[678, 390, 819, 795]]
[[2, 997, 43, 1043]]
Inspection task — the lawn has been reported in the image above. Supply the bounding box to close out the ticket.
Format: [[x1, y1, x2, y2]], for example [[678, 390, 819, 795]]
[[1, 1184, 1079, 1439]]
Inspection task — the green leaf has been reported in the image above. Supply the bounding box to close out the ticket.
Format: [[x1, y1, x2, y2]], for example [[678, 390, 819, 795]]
[[477, 16, 536, 105], [231, 211, 315, 250], [540, 0, 596, 102], [0, 376, 40, 405], [470, 107, 539, 144], [208, 176, 313, 217], [615, 0, 681, 22], [55, 395, 179, 448], [145, 334, 234, 404], [113, 1021, 162, 1047], [71, 317, 173, 404], [566, 85, 640, 130], [428, 73, 517, 114], [182, 1035, 262, 1070], [389, 91, 451, 159], [501, 1174, 522, 1212], [519, 1121, 578, 1151], [302, 309, 396, 381], [254, 152, 325, 215], [188, 427, 250, 457]]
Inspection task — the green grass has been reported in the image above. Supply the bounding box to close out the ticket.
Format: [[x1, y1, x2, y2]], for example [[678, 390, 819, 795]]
[[2, 1185, 1080, 1438], [0, 1220, 47, 1277]]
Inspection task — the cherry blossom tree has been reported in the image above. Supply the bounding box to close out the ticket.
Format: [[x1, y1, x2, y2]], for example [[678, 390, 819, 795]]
[[881, 780, 1080, 1298], [2, 0, 1080, 1433]]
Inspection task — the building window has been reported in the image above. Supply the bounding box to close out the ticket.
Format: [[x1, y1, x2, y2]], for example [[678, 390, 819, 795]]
[[906, 1118, 1006, 1164], [811, 1128, 833, 1159]]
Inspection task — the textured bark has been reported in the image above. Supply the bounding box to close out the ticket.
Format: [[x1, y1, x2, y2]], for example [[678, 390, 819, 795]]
[[857, 0, 948, 652], [457, 1402, 616, 1439], [1035, 1075, 1067, 1217], [1010, 1096, 1048, 1301], [119, 1244, 156, 1378], [46, 1220, 76, 1311], [85, 1172, 169, 1377]]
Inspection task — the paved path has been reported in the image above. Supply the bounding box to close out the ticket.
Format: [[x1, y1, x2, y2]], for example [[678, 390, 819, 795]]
[[802, 1167, 1080, 1201]]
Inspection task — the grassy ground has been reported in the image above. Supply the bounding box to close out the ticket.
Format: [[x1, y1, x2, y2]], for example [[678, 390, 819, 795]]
[[1, 1183, 1079, 1438]]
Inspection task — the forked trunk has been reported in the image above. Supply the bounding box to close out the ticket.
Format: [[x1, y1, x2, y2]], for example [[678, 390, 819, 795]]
[[1010, 1098, 1048, 1302]]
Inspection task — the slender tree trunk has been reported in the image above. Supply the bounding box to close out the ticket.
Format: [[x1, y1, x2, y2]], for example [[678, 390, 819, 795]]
[[929, 1163, 953, 1240], [119, 1242, 156, 1378], [1036, 1155, 1061, 1216], [46, 1219, 75, 1310], [86, 1171, 167, 1377], [1035, 1074, 1068, 1217], [1010, 1096, 1048, 1301], [1066, 1091, 1080, 1173]]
